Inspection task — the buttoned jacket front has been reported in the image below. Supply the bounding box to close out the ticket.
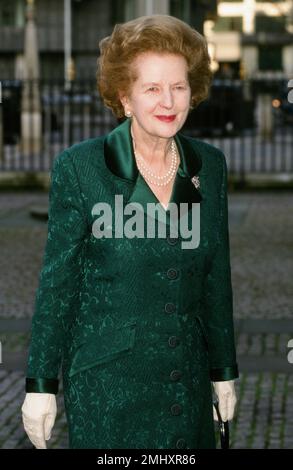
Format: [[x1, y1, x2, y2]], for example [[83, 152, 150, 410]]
[[25, 118, 239, 449]]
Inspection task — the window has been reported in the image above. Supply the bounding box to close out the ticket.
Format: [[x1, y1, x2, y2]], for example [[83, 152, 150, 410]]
[[255, 15, 286, 33], [0, 0, 24, 27], [170, 0, 190, 21], [212, 16, 242, 32], [258, 45, 282, 71], [110, 0, 126, 25], [0, 1, 15, 26]]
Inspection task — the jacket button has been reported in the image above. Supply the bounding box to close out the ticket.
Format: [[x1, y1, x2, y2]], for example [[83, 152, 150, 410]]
[[176, 438, 187, 449], [167, 268, 178, 280], [170, 370, 182, 381], [164, 302, 176, 314], [170, 403, 182, 415], [168, 336, 179, 348], [166, 236, 179, 245]]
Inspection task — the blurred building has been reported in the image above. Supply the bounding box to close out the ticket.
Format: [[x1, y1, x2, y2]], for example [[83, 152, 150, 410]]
[[0, 0, 217, 80], [204, 0, 293, 79]]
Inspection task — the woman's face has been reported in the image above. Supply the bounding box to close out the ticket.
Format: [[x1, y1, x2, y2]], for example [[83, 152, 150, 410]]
[[120, 52, 191, 140]]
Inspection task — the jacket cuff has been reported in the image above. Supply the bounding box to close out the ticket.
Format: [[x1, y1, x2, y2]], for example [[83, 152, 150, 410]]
[[210, 364, 239, 381], [26, 377, 59, 394]]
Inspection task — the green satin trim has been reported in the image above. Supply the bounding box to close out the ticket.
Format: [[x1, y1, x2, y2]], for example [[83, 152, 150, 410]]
[[104, 117, 139, 182], [26, 377, 59, 394], [103, 118, 203, 225], [210, 364, 239, 381], [104, 117, 202, 181]]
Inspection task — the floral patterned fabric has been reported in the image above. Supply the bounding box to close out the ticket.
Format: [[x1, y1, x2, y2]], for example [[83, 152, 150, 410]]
[[25, 119, 239, 449]]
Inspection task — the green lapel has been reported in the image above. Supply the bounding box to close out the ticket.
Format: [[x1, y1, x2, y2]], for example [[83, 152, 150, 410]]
[[104, 118, 202, 226]]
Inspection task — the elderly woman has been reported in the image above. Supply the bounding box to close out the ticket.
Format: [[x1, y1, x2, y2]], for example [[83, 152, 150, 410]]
[[21, 15, 239, 449]]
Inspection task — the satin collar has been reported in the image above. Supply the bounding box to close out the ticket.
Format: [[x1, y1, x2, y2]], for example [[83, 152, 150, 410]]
[[103, 118, 203, 219]]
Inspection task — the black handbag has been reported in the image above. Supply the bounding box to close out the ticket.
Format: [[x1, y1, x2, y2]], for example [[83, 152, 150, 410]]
[[213, 397, 230, 449]]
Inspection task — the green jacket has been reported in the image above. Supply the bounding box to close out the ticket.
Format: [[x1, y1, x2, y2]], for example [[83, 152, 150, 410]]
[[25, 118, 239, 449]]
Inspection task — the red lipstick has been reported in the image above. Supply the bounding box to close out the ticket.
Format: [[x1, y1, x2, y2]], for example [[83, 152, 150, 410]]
[[155, 115, 176, 123]]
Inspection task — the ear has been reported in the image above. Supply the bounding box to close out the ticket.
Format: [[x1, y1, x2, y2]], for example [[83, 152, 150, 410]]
[[118, 90, 128, 108]]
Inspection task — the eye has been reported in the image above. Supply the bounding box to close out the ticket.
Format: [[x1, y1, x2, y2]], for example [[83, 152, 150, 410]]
[[147, 87, 159, 92], [175, 85, 186, 90]]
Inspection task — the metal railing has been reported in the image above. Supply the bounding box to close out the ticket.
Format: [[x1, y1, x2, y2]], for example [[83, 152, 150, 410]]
[[0, 78, 292, 181]]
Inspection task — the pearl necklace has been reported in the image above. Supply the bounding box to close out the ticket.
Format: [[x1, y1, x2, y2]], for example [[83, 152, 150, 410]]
[[133, 139, 178, 187]]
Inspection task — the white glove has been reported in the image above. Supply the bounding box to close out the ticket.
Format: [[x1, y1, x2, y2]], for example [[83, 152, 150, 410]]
[[212, 380, 237, 422], [21, 393, 57, 449]]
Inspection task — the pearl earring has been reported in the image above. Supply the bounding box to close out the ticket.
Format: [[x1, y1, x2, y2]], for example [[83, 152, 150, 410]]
[[125, 110, 132, 118]]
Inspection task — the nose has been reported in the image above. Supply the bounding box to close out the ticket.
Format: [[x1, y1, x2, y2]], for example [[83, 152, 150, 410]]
[[159, 87, 174, 109]]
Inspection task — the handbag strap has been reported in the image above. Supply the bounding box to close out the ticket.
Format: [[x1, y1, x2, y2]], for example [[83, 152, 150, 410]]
[[213, 398, 230, 449]]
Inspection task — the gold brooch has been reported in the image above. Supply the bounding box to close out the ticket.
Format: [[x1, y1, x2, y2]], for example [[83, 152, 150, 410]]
[[191, 176, 200, 189]]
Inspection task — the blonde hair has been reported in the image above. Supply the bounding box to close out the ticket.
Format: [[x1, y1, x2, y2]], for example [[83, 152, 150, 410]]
[[97, 15, 213, 118]]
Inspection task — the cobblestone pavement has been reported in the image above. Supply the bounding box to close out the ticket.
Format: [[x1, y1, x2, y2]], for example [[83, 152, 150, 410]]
[[0, 190, 292, 449]]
